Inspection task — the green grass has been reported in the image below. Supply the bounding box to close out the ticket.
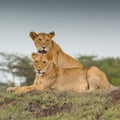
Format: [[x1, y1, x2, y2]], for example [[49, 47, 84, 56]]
[[0, 88, 120, 120]]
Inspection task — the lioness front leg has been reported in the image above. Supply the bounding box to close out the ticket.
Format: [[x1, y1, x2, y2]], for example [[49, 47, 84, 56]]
[[15, 85, 36, 94], [15, 82, 52, 94], [7, 86, 20, 92]]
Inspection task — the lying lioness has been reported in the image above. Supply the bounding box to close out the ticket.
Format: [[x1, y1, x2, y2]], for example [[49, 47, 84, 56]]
[[7, 53, 88, 94]]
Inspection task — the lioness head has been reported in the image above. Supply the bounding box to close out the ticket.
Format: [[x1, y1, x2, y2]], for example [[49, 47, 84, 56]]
[[30, 31, 55, 54], [31, 52, 53, 76]]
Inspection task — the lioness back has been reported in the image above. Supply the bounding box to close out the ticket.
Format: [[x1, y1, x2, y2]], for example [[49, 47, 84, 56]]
[[30, 31, 85, 69]]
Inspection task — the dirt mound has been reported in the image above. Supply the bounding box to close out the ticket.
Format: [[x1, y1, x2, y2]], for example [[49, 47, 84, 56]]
[[107, 88, 120, 104]]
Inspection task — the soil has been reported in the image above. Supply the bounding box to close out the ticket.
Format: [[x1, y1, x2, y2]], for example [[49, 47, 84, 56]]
[[107, 88, 120, 104], [25, 102, 71, 118]]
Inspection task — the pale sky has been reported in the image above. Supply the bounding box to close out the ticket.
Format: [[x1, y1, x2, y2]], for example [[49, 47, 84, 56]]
[[0, 0, 120, 58]]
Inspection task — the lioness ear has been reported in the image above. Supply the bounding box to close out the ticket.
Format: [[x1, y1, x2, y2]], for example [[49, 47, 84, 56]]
[[30, 31, 38, 40], [31, 52, 37, 59], [49, 31, 55, 38]]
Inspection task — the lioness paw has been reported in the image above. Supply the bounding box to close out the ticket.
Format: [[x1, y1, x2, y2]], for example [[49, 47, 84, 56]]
[[7, 87, 20, 92], [15, 87, 33, 94]]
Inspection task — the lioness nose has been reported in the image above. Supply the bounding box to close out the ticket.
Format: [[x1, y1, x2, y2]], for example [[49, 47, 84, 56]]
[[42, 46, 46, 49], [38, 69, 41, 72]]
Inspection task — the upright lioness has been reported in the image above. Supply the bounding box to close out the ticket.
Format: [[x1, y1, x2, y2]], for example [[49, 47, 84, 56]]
[[30, 31, 85, 69], [7, 53, 89, 94]]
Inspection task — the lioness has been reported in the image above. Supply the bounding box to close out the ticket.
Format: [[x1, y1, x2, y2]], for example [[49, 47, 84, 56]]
[[7, 53, 88, 94], [30, 31, 85, 69]]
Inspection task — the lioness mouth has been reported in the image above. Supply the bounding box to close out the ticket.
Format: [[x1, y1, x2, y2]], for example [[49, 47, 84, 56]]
[[38, 50, 47, 54], [37, 71, 45, 75]]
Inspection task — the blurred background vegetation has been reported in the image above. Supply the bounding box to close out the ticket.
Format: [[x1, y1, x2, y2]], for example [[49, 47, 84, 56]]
[[77, 55, 120, 86], [0, 52, 120, 89]]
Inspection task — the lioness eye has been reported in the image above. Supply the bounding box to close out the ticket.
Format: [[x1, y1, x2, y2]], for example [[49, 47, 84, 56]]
[[38, 39, 41, 41], [35, 61, 38, 63], [43, 61, 46, 64]]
